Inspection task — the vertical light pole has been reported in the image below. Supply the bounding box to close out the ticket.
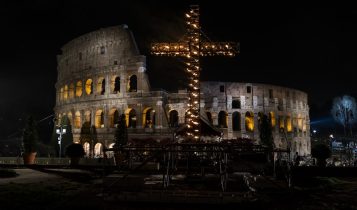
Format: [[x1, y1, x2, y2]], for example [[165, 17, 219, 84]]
[[56, 126, 67, 158]]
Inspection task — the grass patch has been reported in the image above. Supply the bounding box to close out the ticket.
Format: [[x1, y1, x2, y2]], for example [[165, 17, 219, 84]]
[[0, 168, 18, 178]]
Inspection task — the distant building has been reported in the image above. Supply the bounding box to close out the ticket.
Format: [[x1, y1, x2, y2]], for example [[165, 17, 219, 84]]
[[54, 25, 311, 157]]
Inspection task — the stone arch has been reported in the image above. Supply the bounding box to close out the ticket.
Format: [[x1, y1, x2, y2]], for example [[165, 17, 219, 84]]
[[232, 111, 241, 131], [74, 111, 81, 128], [107, 143, 115, 158], [258, 112, 264, 124], [279, 115, 284, 131], [63, 85, 68, 100], [218, 111, 228, 128], [245, 111, 254, 132], [269, 111, 276, 127], [94, 143, 103, 158], [125, 108, 137, 128], [85, 79, 93, 95], [169, 110, 179, 127], [97, 77, 105, 95], [143, 107, 156, 128], [297, 114, 303, 132], [84, 110, 91, 124], [67, 112, 73, 126], [95, 109, 104, 128], [60, 88, 64, 101], [57, 114, 62, 126], [111, 75, 120, 93], [76, 81, 82, 97], [286, 115, 292, 132], [206, 112, 213, 124], [109, 108, 120, 128], [128, 75, 137, 92], [83, 142, 90, 157], [69, 83, 75, 99]]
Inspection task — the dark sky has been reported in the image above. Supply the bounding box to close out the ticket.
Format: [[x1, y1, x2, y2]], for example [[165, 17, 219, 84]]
[[1, 1, 357, 138]]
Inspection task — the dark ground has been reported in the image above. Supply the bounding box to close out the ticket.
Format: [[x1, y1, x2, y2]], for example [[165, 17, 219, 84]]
[[1, 168, 357, 210]]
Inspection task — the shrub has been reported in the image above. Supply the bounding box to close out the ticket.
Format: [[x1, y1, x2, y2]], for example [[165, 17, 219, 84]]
[[65, 143, 85, 158], [312, 144, 331, 167]]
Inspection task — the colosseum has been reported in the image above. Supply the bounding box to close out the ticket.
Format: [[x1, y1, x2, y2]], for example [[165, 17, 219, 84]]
[[54, 25, 311, 157]]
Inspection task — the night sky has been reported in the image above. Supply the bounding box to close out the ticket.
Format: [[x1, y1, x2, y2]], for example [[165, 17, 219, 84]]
[[1, 1, 357, 139]]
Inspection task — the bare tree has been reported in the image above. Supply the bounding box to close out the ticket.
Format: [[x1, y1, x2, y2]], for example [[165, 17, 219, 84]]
[[331, 95, 357, 136]]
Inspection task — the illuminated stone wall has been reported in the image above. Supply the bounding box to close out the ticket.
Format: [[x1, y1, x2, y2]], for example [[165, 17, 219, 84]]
[[55, 25, 311, 157], [198, 82, 311, 156], [54, 25, 170, 157]]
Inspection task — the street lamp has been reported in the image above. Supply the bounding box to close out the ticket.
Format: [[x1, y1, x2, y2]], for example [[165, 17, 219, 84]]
[[56, 125, 67, 157]]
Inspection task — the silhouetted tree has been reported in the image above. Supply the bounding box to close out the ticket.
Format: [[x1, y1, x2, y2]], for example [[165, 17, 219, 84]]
[[79, 121, 97, 157], [331, 95, 357, 136], [114, 114, 128, 147], [259, 114, 274, 150], [23, 115, 39, 154], [311, 144, 331, 167]]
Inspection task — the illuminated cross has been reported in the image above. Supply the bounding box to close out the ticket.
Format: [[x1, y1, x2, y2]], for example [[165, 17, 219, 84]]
[[151, 5, 239, 140]]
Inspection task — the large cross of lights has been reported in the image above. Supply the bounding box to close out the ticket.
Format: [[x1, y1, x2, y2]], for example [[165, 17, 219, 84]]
[[151, 5, 239, 140]]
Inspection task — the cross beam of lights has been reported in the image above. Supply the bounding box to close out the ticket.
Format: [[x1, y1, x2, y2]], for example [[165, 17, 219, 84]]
[[151, 5, 239, 140]]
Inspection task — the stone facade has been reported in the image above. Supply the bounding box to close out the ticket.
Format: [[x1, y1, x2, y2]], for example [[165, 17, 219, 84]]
[[54, 25, 310, 157]]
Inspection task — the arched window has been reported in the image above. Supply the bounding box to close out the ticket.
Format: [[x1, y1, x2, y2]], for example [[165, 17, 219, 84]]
[[60, 88, 64, 101], [95, 110, 104, 128], [69, 83, 74, 99], [97, 77, 105, 95], [94, 143, 103, 158], [67, 112, 73, 126], [143, 107, 155, 128], [63, 85, 68, 100], [83, 142, 90, 157], [258, 112, 264, 124], [269, 112, 276, 128], [206, 112, 213, 124], [232, 112, 241, 131], [74, 111, 81, 128], [76, 81, 82, 97], [85, 79, 93, 95], [84, 111, 91, 124], [107, 143, 115, 158], [286, 116, 292, 132], [126, 108, 137, 128], [114, 76, 120, 93], [245, 111, 254, 132], [109, 109, 119, 128], [169, 110, 179, 127], [279, 116, 285, 131], [128, 75, 137, 92], [218, 111, 228, 128], [297, 114, 303, 132]]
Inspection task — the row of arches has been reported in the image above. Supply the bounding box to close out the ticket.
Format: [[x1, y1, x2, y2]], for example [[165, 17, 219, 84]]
[[82, 142, 115, 158], [58, 107, 157, 129], [167, 110, 308, 133], [59, 75, 138, 101]]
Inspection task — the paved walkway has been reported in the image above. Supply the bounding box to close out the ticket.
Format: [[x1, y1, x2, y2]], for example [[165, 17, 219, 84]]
[[0, 168, 63, 184]]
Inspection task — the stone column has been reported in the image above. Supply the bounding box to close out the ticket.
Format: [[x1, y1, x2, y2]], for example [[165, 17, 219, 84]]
[[240, 112, 246, 134], [105, 74, 110, 96], [104, 105, 109, 128], [227, 112, 233, 139], [155, 101, 163, 129], [91, 109, 95, 127]]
